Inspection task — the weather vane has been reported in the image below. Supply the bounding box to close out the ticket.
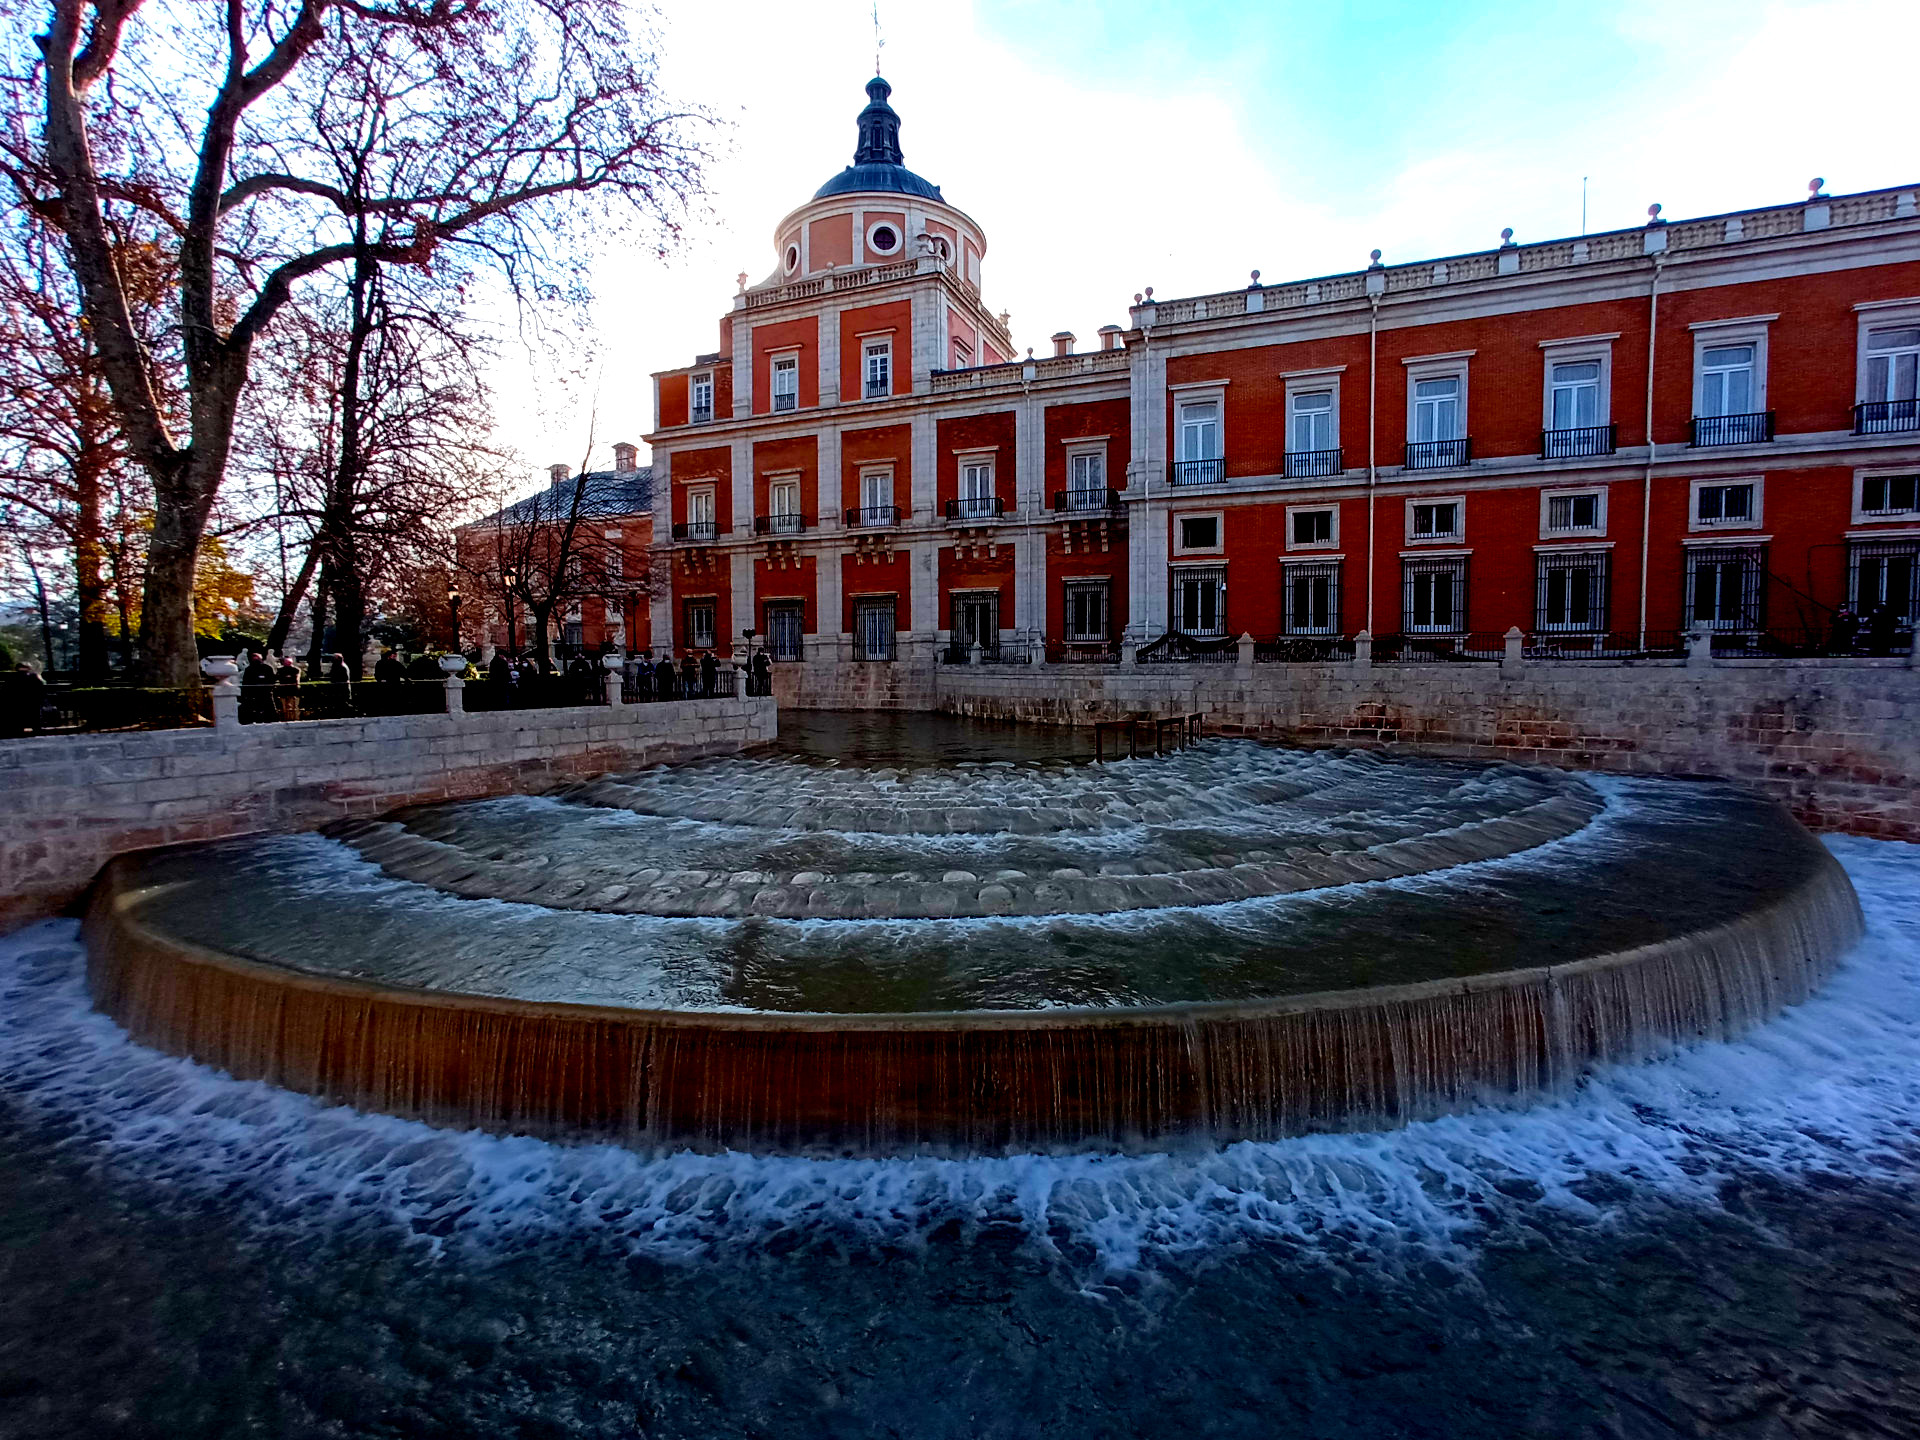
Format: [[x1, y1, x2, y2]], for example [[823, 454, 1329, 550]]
[[872, 2, 885, 75]]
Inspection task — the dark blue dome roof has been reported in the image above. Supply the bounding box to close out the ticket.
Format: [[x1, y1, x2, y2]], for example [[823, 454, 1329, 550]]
[[814, 163, 943, 202], [811, 77, 944, 203]]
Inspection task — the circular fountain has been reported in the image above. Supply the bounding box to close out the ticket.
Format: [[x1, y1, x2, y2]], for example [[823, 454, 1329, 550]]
[[83, 715, 1862, 1154]]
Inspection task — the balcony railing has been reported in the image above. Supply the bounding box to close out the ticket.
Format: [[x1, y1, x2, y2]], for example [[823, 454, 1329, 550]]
[[1404, 437, 1472, 470], [946, 495, 1006, 521], [671, 520, 719, 542], [1170, 458, 1225, 485], [690, 405, 713, 424], [845, 504, 901, 528], [753, 513, 809, 536], [1052, 487, 1121, 513], [1854, 399, 1920, 435], [772, 392, 797, 413], [864, 380, 890, 399], [1690, 411, 1774, 447], [1542, 423, 1617, 459], [1284, 447, 1344, 478]]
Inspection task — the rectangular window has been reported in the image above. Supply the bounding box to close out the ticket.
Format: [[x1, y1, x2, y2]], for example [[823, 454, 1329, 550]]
[[691, 372, 713, 422], [684, 599, 716, 650], [1699, 345, 1755, 417], [853, 597, 896, 661], [1696, 483, 1755, 525], [864, 341, 892, 399], [682, 487, 717, 541], [1068, 450, 1105, 499], [1549, 361, 1602, 431], [1412, 376, 1462, 442], [1850, 541, 1919, 623], [1862, 473, 1920, 517], [1865, 328, 1920, 404], [1178, 401, 1220, 461], [1535, 550, 1610, 632], [856, 470, 894, 525], [1411, 501, 1461, 539], [765, 602, 805, 661], [951, 592, 999, 656], [951, 340, 972, 370], [1289, 391, 1334, 453], [1172, 566, 1227, 636], [1546, 493, 1601, 532], [1291, 509, 1334, 546], [1063, 580, 1111, 642], [1403, 558, 1467, 634], [1177, 515, 1220, 551], [1685, 546, 1764, 631], [772, 354, 799, 412], [1283, 560, 1341, 635], [770, 479, 798, 516]]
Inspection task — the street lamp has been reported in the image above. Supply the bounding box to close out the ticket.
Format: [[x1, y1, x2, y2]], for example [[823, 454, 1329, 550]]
[[447, 586, 461, 653], [501, 569, 517, 656]]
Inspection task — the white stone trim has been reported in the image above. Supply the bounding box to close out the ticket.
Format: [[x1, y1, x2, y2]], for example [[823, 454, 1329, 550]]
[[1283, 373, 1342, 459], [1691, 319, 1771, 418], [1405, 493, 1466, 544], [1400, 349, 1478, 366], [1284, 501, 1340, 551], [1688, 475, 1765, 531], [1172, 508, 1226, 556], [1855, 301, 1920, 404], [1852, 463, 1920, 524], [1538, 485, 1609, 539], [1539, 335, 1615, 433]]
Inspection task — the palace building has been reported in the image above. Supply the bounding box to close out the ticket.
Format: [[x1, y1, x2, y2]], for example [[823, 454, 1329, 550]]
[[479, 76, 1920, 674]]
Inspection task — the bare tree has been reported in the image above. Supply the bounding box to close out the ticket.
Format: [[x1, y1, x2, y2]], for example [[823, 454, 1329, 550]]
[[0, 174, 167, 677], [10, 0, 707, 683], [238, 261, 508, 672], [457, 447, 655, 673]]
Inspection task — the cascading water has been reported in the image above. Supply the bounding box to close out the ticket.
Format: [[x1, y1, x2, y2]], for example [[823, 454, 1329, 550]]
[[80, 714, 1863, 1154]]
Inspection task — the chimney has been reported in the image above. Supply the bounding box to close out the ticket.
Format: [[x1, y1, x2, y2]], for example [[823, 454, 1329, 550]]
[[1051, 331, 1076, 357], [1097, 324, 1123, 351], [613, 442, 638, 473], [550, 463, 571, 485]]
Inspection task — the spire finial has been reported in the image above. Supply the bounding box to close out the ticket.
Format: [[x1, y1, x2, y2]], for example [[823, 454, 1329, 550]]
[[872, 3, 884, 76], [853, 73, 903, 166]]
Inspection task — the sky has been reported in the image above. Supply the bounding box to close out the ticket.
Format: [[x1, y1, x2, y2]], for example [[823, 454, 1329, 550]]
[[494, 0, 1920, 482]]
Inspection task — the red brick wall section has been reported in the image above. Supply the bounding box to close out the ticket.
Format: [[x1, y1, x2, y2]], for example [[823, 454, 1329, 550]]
[[754, 555, 817, 635], [750, 316, 819, 415], [0, 699, 778, 934], [841, 550, 913, 633], [840, 423, 912, 516], [809, 214, 853, 270], [935, 411, 1017, 510], [938, 546, 1018, 630], [657, 373, 689, 430], [752, 435, 820, 523], [669, 445, 732, 529], [840, 300, 912, 402]]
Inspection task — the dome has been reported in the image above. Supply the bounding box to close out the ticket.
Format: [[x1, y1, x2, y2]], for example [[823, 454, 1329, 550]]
[[811, 77, 945, 203]]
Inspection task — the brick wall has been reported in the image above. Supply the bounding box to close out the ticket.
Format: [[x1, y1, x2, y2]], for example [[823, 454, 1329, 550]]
[[843, 656, 1920, 839], [0, 696, 776, 933]]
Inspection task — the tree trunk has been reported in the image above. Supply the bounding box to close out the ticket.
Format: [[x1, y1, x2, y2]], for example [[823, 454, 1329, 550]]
[[305, 567, 331, 675], [529, 606, 553, 673], [331, 540, 367, 677], [137, 486, 204, 684], [267, 539, 322, 655], [72, 450, 110, 680]]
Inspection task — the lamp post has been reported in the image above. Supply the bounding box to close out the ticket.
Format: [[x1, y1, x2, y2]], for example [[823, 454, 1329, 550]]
[[447, 586, 461, 653], [501, 569, 517, 656]]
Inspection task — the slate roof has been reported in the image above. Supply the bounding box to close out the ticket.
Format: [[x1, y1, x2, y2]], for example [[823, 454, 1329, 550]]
[[466, 467, 652, 529]]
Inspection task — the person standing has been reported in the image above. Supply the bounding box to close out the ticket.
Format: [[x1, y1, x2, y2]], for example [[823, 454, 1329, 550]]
[[239, 650, 277, 724], [3, 661, 46, 737], [655, 650, 679, 701], [752, 648, 772, 697], [374, 649, 406, 683], [680, 651, 699, 699], [275, 654, 303, 722], [321, 652, 353, 718], [632, 650, 653, 703], [701, 649, 719, 700]]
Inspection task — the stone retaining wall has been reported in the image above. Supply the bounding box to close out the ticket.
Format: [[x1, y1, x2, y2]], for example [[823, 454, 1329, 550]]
[[924, 658, 1920, 840], [0, 697, 776, 932]]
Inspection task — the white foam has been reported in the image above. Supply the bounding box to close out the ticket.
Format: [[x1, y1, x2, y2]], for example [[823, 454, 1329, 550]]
[[5, 834, 1917, 1275]]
